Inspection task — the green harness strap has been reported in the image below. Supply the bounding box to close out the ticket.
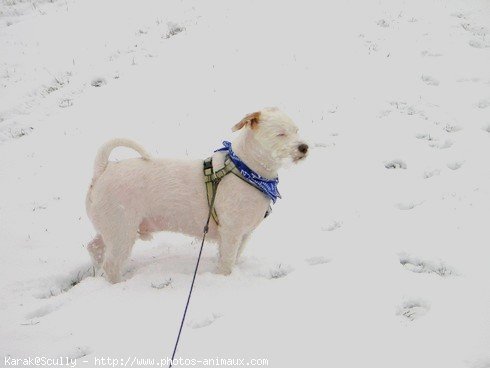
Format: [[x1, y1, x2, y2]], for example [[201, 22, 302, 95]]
[[203, 155, 269, 225]]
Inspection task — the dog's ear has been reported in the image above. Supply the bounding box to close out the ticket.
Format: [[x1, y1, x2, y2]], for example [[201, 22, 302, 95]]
[[232, 111, 261, 132]]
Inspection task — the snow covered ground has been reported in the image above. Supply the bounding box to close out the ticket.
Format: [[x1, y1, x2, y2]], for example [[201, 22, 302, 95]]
[[1, 0, 490, 366]]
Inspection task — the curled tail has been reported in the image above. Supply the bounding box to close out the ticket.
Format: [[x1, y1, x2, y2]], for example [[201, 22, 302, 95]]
[[92, 138, 151, 182]]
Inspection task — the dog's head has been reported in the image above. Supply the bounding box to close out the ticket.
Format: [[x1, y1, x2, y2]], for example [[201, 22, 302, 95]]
[[232, 107, 308, 167]]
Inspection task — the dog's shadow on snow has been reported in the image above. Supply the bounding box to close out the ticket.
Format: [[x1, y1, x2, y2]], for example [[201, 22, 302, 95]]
[[35, 242, 219, 300], [34, 239, 302, 304], [123, 243, 219, 280]]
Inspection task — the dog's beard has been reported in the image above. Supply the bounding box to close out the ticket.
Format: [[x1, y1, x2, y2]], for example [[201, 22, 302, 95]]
[[280, 156, 295, 168], [291, 152, 307, 163], [272, 152, 306, 170], [294, 154, 307, 163]]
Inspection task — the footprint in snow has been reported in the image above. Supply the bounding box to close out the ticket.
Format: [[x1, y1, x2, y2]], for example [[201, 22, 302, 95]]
[[399, 253, 458, 277], [482, 124, 490, 133], [442, 123, 462, 133], [421, 50, 442, 57], [305, 256, 330, 266], [59, 98, 73, 108], [397, 299, 430, 321], [322, 220, 342, 232], [389, 101, 425, 118], [447, 161, 464, 170], [384, 159, 407, 170], [66, 346, 91, 360], [457, 77, 482, 83], [378, 109, 391, 118], [415, 133, 438, 142], [422, 169, 441, 179], [421, 75, 440, 86], [395, 201, 423, 210], [429, 139, 453, 149], [164, 22, 186, 39], [476, 99, 490, 109], [461, 23, 489, 36], [188, 312, 222, 329], [451, 12, 466, 19], [469, 40, 490, 49], [150, 278, 173, 290], [266, 264, 294, 279], [91, 77, 107, 87]]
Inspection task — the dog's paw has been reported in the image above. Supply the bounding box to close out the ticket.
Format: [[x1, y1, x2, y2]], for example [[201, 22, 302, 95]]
[[215, 264, 233, 276]]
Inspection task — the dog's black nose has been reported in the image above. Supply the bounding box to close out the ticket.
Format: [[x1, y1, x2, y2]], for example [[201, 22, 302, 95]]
[[298, 143, 309, 154]]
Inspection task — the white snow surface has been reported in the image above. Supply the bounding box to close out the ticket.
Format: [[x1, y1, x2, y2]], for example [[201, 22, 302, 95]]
[[1, 0, 490, 367]]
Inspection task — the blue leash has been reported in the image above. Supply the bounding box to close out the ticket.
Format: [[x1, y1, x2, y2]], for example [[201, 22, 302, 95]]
[[169, 187, 217, 368]]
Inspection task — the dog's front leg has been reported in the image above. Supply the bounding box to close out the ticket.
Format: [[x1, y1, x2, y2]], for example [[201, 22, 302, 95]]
[[236, 232, 251, 263], [217, 231, 242, 275]]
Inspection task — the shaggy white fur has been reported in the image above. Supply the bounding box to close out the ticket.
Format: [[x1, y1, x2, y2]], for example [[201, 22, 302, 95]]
[[86, 107, 308, 283]]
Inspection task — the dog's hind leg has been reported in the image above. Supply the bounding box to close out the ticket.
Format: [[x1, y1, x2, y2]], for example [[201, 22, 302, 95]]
[[87, 234, 105, 269], [101, 226, 138, 284]]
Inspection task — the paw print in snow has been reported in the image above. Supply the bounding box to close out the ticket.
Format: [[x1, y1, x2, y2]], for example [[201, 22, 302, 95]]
[[421, 75, 439, 86], [422, 169, 441, 179], [397, 299, 430, 321], [305, 256, 330, 266], [447, 161, 464, 170], [384, 159, 407, 170], [399, 253, 458, 277], [267, 264, 293, 279]]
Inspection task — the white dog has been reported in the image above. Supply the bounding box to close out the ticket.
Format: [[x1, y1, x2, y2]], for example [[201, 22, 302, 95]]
[[86, 107, 308, 283]]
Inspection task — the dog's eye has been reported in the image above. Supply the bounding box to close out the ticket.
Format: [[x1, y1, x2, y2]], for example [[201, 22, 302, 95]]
[[277, 133, 287, 138]]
